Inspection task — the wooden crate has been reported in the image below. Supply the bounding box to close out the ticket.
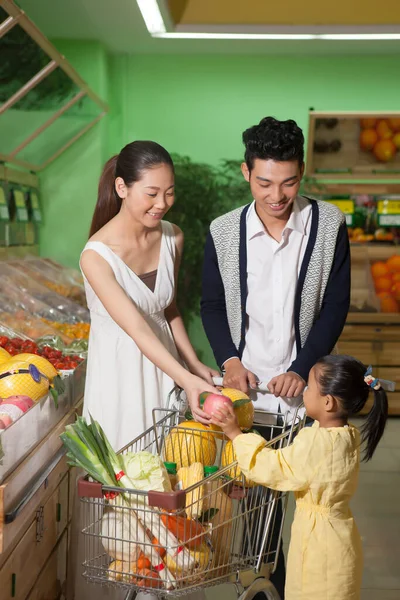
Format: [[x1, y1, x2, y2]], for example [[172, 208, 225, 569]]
[[306, 111, 400, 181]]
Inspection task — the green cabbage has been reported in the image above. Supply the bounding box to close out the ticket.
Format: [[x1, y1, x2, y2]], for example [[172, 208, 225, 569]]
[[122, 451, 172, 495]]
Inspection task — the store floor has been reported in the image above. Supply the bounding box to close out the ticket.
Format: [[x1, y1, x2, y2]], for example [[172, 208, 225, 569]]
[[206, 417, 400, 600]]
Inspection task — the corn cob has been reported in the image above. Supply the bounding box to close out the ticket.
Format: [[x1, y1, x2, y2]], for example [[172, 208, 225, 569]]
[[178, 462, 204, 519]]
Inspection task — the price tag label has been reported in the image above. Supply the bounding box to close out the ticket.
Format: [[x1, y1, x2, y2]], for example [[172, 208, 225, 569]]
[[30, 192, 42, 223], [0, 187, 10, 221], [326, 199, 354, 226], [377, 200, 400, 227], [14, 190, 28, 222]]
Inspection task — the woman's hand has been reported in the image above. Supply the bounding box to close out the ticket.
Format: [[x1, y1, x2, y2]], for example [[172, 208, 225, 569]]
[[210, 404, 242, 440], [189, 360, 220, 385], [182, 373, 219, 425]]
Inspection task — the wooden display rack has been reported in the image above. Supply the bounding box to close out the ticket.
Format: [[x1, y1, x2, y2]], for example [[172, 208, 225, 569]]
[[305, 110, 400, 414], [306, 110, 400, 181]]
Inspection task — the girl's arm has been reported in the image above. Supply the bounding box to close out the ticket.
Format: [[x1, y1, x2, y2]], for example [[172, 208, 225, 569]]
[[233, 429, 314, 492], [81, 250, 217, 423], [211, 405, 314, 492], [164, 225, 219, 385]]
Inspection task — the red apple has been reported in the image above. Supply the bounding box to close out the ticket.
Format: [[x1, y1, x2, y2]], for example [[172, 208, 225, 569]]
[[203, 393, 232, 417], [3, 395, 34, 412]]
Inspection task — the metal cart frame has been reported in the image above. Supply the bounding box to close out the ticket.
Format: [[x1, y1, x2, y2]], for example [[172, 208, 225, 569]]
[[77, 403, 305, 600]]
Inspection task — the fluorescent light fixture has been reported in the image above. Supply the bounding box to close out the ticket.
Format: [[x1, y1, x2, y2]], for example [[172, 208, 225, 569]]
[[136, 0, 400, 41], [136, 0, 166, 34], [154, 31, 400, 41], [320, 33, 400, 40], [154, 32, 317, 40]]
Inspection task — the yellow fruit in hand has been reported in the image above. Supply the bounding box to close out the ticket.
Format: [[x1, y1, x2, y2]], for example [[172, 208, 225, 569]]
[[221, 440, 256, 488], [164, 421, 217, 470], [220, 388, 255, 430]]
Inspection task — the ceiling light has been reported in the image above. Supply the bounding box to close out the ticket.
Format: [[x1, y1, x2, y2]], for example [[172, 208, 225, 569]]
[[320, 33, 400, 40], [154, 32, 317, 40], [136, 0, 166, 34], [154, 31, 400, 41]]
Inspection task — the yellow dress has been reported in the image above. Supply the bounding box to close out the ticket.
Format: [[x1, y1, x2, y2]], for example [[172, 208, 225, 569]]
[[233, 422, 363, 600]]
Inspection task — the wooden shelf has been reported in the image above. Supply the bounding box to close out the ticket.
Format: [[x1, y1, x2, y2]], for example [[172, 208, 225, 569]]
[[306, 110, 400, 183], [346, 312, 400, 325]]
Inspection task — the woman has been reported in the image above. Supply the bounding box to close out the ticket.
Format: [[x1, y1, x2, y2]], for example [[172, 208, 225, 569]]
[[80, 140, 218, 450]]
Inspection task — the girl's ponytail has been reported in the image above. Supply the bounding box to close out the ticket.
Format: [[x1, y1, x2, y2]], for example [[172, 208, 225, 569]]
[[89, 155, 120, 237], [361, 387, 388, 461], [315, 355, 389, 462]]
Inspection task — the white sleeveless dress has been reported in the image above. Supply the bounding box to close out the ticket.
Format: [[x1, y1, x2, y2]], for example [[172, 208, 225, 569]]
[[80, 220, 181, 451]]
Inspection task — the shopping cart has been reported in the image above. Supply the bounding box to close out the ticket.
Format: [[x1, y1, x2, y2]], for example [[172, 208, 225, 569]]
[[77, 397, 305, 600]]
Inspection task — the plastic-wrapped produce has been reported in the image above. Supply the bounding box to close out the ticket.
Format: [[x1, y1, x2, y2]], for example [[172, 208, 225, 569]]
[[19, 258, 86, 305], [0, 275, 68, 323], [3, 262, 90, 323], [0, 308, 73, 344]]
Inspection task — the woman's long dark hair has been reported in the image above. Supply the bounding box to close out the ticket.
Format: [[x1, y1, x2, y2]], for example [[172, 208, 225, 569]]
[[89, 141, 174, 237], [315, 355, 388, 461]]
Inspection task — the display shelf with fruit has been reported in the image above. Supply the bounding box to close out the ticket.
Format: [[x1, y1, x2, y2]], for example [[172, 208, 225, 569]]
[[2, 260, 90, 322], [17, 258, 86, 305], [306, 111, 400, 181], [370, 254, 400, 313]]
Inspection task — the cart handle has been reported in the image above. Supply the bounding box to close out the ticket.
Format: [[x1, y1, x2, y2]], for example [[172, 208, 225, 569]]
[[213, 377, 271, 393]]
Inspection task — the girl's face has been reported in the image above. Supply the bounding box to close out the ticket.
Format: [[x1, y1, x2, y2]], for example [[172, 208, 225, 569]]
[[116, 163, 175, 228], [303, 367, 325, 420]]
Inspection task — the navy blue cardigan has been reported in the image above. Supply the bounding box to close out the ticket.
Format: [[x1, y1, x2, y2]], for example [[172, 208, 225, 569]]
[[201, 201, 350, 381]]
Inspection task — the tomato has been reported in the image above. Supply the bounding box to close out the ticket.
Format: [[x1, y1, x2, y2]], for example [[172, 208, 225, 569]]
[[54, 361, 65, 370], [5, 345, 18, 356], [0, 336, 9, 347], [69, 361, 78, 369], [10, 338, 22, 348]]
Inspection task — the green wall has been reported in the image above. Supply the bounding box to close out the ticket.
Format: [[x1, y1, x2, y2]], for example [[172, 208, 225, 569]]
[[39, 49, 400, 362], [109, 54, 400, 165], [38, 40, 108, 268]]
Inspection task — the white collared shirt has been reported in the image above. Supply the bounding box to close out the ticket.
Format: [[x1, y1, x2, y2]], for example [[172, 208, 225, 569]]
[[241, 197, 312, 418]]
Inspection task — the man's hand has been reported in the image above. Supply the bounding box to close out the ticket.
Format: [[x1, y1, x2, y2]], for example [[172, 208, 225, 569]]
[[223, 358, 258, 393], [267, 371, 305, 398]]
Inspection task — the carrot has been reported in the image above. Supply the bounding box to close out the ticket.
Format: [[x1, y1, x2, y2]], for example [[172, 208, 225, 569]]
[[137, 568, 161, 588], [160, 513, 206, 549], [151, 535, 166, 558], [137, 553, 151, 570]]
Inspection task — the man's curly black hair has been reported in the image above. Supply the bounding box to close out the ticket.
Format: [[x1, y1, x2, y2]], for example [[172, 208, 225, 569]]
[[243, 117, 304, 170]]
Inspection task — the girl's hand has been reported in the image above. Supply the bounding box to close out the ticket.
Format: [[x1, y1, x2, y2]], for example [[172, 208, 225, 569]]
[[183, 374, 219, 424], [189, 360, 220, 385], [210, 404, 242, 440]]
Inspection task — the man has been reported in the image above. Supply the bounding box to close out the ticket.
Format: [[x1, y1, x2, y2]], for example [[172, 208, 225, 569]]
[[201, 116, 350, 597]]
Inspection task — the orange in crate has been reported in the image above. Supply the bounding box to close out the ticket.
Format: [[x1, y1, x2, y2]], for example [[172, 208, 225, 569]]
[[386, 255, 400, 274], [392, 273, 400, 283], [374, 276, 393, 292], [360, 118, 377, 129], [376, 119, 394, 139], [392, 282, 400, 302], [371, 261, 390, 278], [360, 128, 378, 151], [393, 132, 400, 150], [373, 139, 397, 162], [379, 293, 399, 313], [388, 118, 400, 132]]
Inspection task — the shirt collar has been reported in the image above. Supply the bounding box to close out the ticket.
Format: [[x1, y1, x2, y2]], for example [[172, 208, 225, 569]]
[[246, 197, 306, 242]]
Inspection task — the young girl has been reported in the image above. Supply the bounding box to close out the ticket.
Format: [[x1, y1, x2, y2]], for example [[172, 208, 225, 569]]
[[80, 141, 218, 451], [211, 354, 389, 600]]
